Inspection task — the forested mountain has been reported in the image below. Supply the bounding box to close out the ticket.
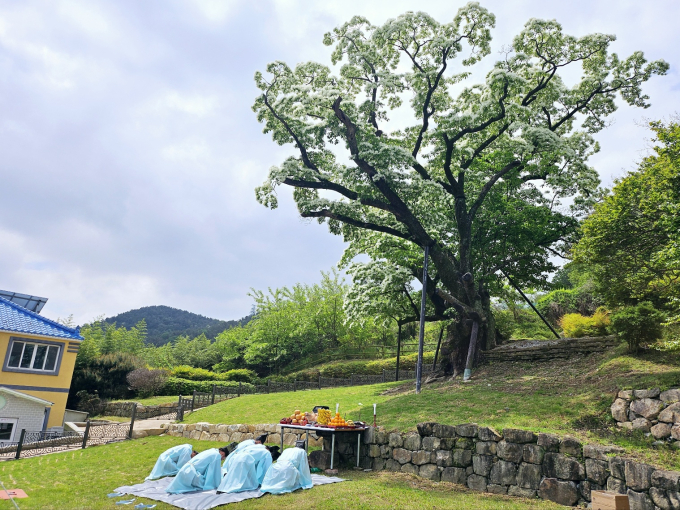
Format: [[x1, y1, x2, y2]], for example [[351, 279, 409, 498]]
[[104, 305, 250, 346]]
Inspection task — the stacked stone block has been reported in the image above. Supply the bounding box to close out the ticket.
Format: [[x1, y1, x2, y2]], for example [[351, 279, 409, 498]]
[[165, 422, 323, 447], [611, 388, 680, 445], [346, 421, 680, 508]]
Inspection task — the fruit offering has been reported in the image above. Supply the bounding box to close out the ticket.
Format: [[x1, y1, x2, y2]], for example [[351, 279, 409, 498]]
[[289, 409, 308, 426], [317, 408, 332, 425], [329, 412, 349, 428]]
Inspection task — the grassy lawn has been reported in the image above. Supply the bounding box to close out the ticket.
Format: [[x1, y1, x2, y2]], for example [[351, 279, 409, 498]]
[[185, 383, 402, 425], [0, 436, 562, 510], [110, 396, 183, 406], [186, 344, 680, 470]]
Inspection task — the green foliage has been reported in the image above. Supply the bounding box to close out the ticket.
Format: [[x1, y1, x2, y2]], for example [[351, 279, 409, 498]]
[[559, 307, 611, 338], [574, 120, 680, 310], [170, 365, 217, 381], [159, 377, 250, 396], [611, 302, 665, 353], [103, 305, 251, 346], [167, 366, 256, 383], [281, 352, 435, 381], [68, 352, 142, 407], [253, 6, 667, 365], [219, 368, 256, 383], [492, 286, 555, 340]]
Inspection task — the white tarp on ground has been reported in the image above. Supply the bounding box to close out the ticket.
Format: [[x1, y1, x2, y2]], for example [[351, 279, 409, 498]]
[[115, 474, 345, 510]]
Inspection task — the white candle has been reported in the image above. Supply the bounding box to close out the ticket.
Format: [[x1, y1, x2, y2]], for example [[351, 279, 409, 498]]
[[336, 403, 339, 414], [373, 403, 377, 414]]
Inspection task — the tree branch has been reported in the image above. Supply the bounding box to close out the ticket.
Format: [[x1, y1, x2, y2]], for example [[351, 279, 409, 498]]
[[263, 93, 319, 172], [301, 209, 412, 241]]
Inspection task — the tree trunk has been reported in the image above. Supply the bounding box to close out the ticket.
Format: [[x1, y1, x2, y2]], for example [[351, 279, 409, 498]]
[[438, 293, 496, 376]]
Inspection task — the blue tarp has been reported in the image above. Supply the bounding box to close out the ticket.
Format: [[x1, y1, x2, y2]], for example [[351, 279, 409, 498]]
[[146, 444, 193, 480], [261, 447, 313, 495], [115, 474, 345, 510], [218, 444, 272, 494], [165, 449, 223, 494]]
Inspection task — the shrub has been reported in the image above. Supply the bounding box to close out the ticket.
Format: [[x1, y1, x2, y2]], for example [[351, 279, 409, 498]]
[[611, 302, 665, 353], [559, 307, 611, 338], [170, 365, 216, 381], [75, 390, 103, 415], [158, 377, 252, 396], [219, 368, 256, 383], [68, 352, 142, 407], [126, 368, 169, 398]]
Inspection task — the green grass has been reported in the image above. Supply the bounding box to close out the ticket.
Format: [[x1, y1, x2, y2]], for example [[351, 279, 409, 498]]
[[0, 436, 561, 510], [185, 383, 402, 425], [110, 396, 183, 406], [186, 344, 680, 470]]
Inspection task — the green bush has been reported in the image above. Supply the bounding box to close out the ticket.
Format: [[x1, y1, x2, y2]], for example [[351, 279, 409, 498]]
[[220, 368, 256, 383], [68, 352, 142, 407], [611, 302, 665, 353], [170, 366, 217, 381], [159, 377, 253, 396], [559, 307, 611, 338]]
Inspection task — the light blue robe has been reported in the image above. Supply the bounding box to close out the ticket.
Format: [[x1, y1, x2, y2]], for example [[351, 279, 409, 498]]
[[260, 447, 313, 494], [146, 444, 194, 480], [220, 440, 256, 475], [217, 444, 272, 494], [165, 448, 223, 494]]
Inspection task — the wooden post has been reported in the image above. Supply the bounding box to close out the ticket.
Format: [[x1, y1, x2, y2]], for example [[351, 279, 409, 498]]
[[238, 382, 242, 397], [128, 403, 137, 439], [15, 429, 26, 459], [211, 385, 216, 405], [177, 397, 184, 422], [81, 420, 91, 449], [294, 380, 297, 392], [382, 369, 385, 383], [191, 391, 196, 412], [318, 375, 322, 390]]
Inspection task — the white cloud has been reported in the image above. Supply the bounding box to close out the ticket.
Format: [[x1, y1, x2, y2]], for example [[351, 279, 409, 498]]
[[0, 0, 677, 325]]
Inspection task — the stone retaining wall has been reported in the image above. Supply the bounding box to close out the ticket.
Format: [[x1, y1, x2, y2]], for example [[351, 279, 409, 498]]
[[330, 422, 679, 509], [483, 335, 618, 363], [165, 422, 323, 447], [611, 388, 680, 447]]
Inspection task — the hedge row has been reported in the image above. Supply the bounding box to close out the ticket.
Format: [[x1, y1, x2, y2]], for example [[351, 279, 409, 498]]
[[277, 351, 435, 382], [158, 377, 254, 396]]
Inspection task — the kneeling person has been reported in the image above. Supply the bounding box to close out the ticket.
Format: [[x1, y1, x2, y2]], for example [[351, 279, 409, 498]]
[[217, 439, 279, 494], [146, 444, 196, 480], [260, 446, 312, 494], [165, 447, 227, 494]]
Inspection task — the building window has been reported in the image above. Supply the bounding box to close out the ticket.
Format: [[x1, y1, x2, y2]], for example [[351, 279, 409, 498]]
[[4, 338, 63, 375], [0, 422, 15, 441]]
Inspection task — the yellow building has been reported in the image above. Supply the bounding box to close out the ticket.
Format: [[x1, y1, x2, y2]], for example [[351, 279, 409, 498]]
[[0, 293, 82, 438]]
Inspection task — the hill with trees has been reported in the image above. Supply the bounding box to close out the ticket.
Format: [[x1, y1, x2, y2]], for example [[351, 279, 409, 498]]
[[103, 305, 251, 346]]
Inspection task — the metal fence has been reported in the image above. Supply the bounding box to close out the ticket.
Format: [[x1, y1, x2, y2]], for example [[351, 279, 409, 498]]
[[0, 417, 134, 461]]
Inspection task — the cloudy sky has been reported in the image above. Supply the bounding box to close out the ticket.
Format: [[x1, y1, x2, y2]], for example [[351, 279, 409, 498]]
[[0, 0, 678, 324]]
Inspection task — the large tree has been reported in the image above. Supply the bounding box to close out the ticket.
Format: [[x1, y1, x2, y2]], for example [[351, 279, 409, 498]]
[[252, 5, 667, 375], [573, 120, 680, 314]]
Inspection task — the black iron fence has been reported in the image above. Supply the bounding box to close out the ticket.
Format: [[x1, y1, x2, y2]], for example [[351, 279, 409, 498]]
[[0, 417, 134, 461]]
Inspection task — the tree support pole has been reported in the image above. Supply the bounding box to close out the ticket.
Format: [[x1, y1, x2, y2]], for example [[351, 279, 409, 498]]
[[463, 321, 479, 382], [416, 245, 430, 394], [501, 269, 561, 339], [432, 324, 444, 370], [396, 323, 402, 382]]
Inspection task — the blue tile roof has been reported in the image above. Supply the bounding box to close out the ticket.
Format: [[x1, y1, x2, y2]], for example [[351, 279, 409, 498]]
[[0, 296, 83, 340]]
